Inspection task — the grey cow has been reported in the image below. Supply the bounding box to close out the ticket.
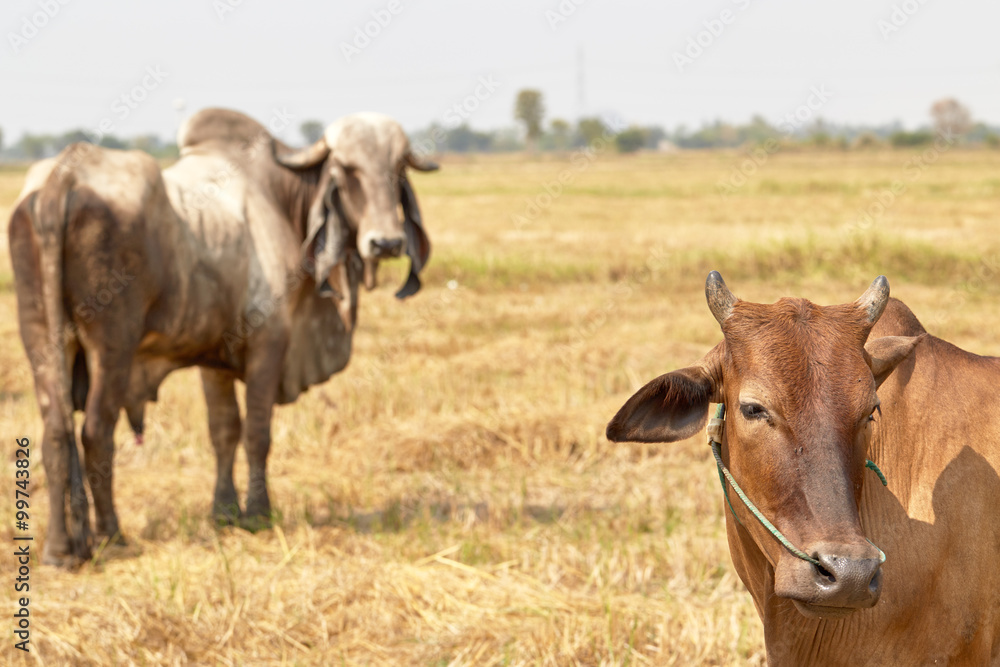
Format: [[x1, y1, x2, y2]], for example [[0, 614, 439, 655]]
[[8, 108, 437, 566]]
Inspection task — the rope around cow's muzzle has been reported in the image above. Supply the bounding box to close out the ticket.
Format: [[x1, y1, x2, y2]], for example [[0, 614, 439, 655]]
[[707, 403, 887, 567]]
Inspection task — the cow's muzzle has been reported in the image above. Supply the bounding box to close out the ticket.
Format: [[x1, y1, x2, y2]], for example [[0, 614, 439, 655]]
[[369, 237, 404, 258], [776, 540, 883, 618]]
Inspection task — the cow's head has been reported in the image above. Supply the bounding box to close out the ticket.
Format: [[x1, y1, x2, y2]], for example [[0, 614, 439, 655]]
[[273, 112, 437, 299], [607, 273, 923, 619]]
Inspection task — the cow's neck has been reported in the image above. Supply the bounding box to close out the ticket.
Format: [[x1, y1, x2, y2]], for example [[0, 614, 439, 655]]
[[761, 600, 864, 665], [270, 163, 324, 242], [727, 486, 892, 665]]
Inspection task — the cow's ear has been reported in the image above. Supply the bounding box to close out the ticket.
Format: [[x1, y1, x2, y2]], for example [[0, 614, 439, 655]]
[[303, 168, 349, 296], [606, 343, 724, 443], [865, 335, 924, 387], [395, 173, 431, 299]]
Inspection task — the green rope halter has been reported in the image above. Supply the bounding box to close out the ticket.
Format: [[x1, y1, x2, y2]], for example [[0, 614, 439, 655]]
[[707, 403, 887, 566]]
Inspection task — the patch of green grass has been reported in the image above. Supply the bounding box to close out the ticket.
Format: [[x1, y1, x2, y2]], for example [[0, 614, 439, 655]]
[[403, 232, 1000, 297], [682, 232, 1000, 291]]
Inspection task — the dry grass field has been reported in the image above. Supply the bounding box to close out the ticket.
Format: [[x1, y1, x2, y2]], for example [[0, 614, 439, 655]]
[[1, 147, 999, 665]]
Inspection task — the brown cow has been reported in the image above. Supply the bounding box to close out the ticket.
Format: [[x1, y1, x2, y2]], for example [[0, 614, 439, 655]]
[[8, 108, 437, 566], [607, 272, 1000, 665]]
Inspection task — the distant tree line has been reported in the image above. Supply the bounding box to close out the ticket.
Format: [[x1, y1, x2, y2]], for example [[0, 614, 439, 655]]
[[409, 94, 999, 155], [407, 115, 670, 155], [1, 96, 997, 163], [0, 129, 179, 161]]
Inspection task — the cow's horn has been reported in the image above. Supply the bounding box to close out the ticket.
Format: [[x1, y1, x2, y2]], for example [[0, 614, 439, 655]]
[[273, 138, 330, 169], [706, 271, 738, 326], [856, 275, 890, 324], [405, 151, 439, 172]]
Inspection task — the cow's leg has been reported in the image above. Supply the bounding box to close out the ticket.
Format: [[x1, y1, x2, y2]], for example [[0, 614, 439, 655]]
[[242, 336, 287, 528], [80, 350, 131, 545], [11, 199, 91, 566], [200, 368, 242, 524], [38, 377, 91, 566], [39, 403, 71, 561]]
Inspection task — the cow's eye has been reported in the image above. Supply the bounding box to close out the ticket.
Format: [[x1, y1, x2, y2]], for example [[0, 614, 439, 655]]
[[740, 402, 768, 421], [868, 404, 882, 423]]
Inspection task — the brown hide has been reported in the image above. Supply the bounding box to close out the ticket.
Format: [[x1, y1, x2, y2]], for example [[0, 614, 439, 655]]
[[607, 282, 1000, 665]]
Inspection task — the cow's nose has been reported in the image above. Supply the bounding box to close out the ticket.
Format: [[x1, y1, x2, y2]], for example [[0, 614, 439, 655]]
[[370, 237, 404, 258], [810, 549, 882, 608]]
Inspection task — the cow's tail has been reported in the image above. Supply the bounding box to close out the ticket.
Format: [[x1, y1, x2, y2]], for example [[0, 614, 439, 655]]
[[33, 154, 91, 560]]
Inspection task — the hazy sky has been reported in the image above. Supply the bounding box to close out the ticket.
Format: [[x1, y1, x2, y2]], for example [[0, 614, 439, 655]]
[[3, 0, 999, 144]]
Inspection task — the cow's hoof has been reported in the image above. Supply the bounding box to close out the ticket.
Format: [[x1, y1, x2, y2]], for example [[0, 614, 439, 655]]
[[41, 545, 89, 569], [213, 502, 242, 527], [240, 512, 272, 533], [95, 518, 126, 547], [244, 495, 271, 526]]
